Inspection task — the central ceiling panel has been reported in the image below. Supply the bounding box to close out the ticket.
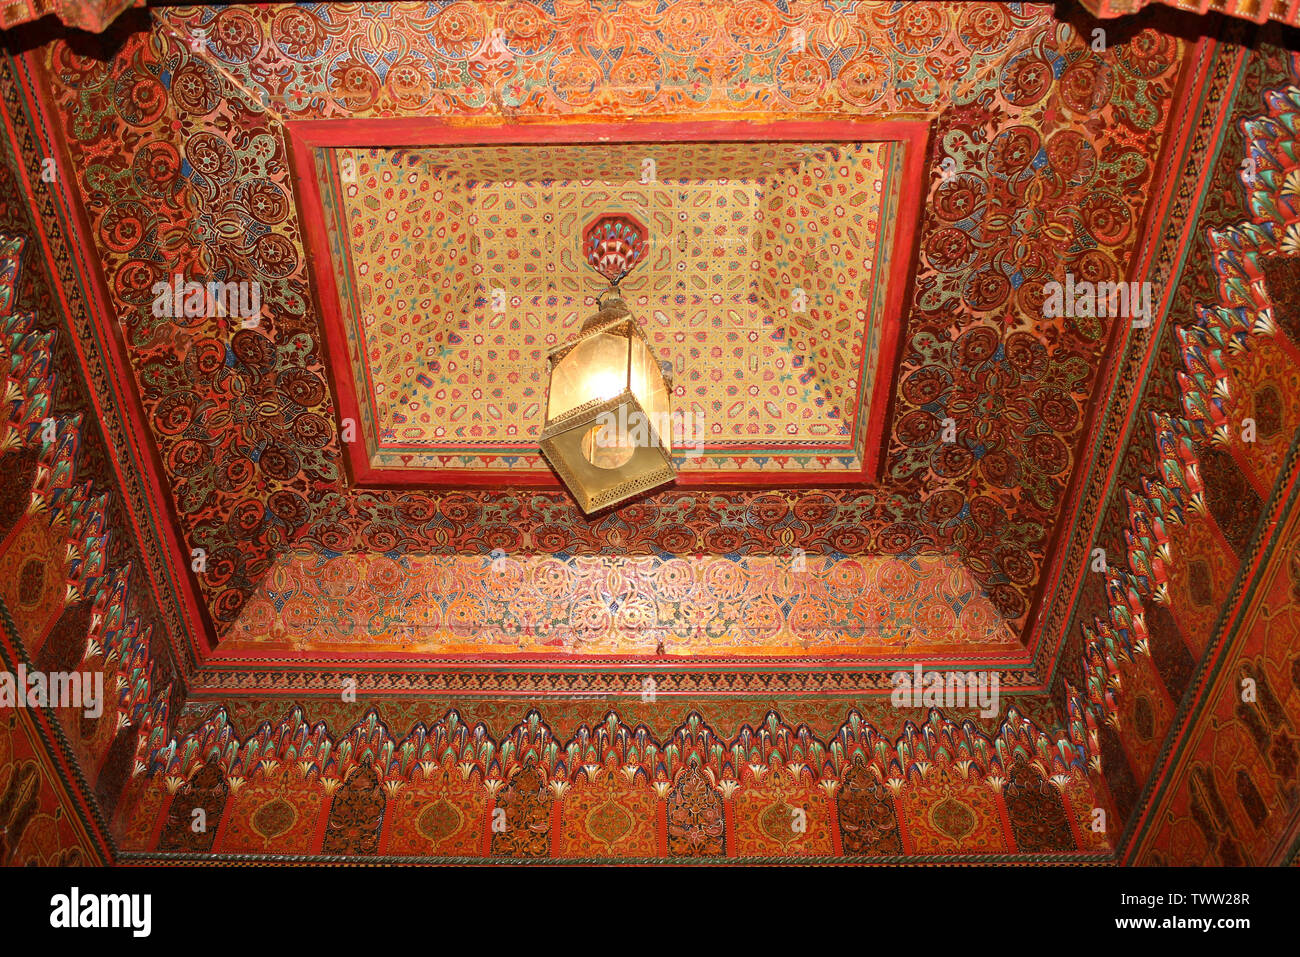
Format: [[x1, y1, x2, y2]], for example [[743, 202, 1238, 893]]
[[297, 120, 923, 486]]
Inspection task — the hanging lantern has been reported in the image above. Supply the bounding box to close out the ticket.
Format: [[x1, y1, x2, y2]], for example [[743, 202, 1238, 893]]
[[538, 292, 675, 514]]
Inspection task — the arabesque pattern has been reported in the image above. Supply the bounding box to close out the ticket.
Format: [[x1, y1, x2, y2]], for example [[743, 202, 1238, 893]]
[[321, 139, 892, 472], [42, 2, 1181, 642], [225, 549, 1014, 653]]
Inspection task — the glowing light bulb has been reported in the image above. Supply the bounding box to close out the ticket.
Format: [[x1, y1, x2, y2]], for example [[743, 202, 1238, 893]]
[[583, 368, 624, 401]]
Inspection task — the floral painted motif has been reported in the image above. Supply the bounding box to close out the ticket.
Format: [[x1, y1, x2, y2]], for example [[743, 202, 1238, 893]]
[[44, 2, 1181, 641]]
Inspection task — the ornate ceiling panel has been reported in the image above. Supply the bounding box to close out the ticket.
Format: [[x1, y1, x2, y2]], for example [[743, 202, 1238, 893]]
[[313, 135, 901, 477], [224, 550, 1016, 654], [9, 0, 1300, 875], [0, 0, 140, 32], [36, 1, 1184, 666]]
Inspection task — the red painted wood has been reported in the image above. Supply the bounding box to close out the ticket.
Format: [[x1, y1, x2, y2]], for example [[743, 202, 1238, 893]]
[[376, 793, 401, 856], [16, 50, 217, 659], [1057, 785, 1089, 853], [210, 785, 238, 854], [993, 787, 1017, 853], [723, 795, 736, 857], [655, 795, 668, 858], [825, 792, 843, 857], [548, 795, 565, 858], [480, 796, 497, 857], [146, 788, 175, 853], [1025, 36, 1225, 663], [893, 792, 914, 855], [310, 790, 333, 854]]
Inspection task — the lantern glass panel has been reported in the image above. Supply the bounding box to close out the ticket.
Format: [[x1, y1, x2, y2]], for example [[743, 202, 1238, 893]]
[[629, 333, 671, 455], [545, 330, 630, 421]]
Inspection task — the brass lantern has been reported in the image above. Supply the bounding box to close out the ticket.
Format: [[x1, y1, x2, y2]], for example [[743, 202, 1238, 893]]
[[539, 292, 675, 514]]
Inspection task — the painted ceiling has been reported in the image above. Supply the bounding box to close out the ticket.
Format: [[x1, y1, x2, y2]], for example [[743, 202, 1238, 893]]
[[3, 0, 1300, 871], [33, 0, 1184, 671], [225, 551, 1015, 655], [316, 138, 898, 476]]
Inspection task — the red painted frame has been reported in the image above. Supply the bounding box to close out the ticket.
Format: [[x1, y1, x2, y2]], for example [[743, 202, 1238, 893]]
[[1025, 38, 1207, 669], [288, 116, 931, 491], [14, 50, 217, 664]]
